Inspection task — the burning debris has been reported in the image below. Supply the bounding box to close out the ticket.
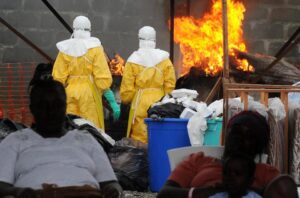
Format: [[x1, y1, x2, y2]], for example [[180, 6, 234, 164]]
[[231, 50, 300, 85], [109, 53, 125, 76], [172, 0, 253, 76]]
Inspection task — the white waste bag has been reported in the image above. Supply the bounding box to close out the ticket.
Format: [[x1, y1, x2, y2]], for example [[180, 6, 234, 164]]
[[180, 108, 197, 119], [268, 97, 286, 121], [171, 89, 198, 99], [187, 112, 207, 146], [208, 99, 223, 118], [196, 102, 213, 118], [248, 100, 268, 119]]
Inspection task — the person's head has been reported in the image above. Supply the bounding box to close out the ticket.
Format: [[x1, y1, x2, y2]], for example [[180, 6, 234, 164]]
[[138, 26, 156, 49], [28, 63, 53, 90], [222, 153, 256, 198], [223, 110, 269, 160], [73, 15, 91, 39], [264, 175, 299, 198], [29, 78, 66, 135]]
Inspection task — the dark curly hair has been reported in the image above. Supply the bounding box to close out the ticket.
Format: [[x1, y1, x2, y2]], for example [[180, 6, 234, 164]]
[[28, 63, 53, 92], [223, 110, 270, 160]]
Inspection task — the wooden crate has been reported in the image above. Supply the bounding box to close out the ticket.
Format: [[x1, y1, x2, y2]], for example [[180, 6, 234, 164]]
[[223, 82, 300, 173]]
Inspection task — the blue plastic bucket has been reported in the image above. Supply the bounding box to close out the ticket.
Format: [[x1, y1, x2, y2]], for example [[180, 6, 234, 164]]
[[145, 118, 190, 192], [204, 117, 223, 146]]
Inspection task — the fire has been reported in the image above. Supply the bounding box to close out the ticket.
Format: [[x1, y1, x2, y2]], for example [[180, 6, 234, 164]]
[[173, 0, 254, 76], [109, 53, 125, 76]]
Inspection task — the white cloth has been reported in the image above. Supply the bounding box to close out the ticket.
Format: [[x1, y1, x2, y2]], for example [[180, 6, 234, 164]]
[[73, 30, 91, 39], [209, 191, 262, 198], [127, 48, 169, 67], [0, 128, 116, 190], [56, 37, 101, 57]]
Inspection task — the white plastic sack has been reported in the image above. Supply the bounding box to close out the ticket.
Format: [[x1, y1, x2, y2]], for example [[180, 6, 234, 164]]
[[268, 97, 286, 121], [187, 112, 207, 146], [182, 100, 198, 110], [171, 89, 198, 99], [151, 95, 176, 107], [176, 96, 190, 103], [228, 98, 244, 119], [248, 100, 268, 119], [196, 102, 212, 118], [208, 99, 223, 118], [228, 98, 244, 111], [161, 94, 170, 102], [182, 100, 209, 114], [180, 107, 197, 119]]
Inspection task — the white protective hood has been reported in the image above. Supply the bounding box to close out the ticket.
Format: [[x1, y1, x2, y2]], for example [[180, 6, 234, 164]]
[[127, 48, 169, 67], [127, 26, 169, 67], [56, 37, 101, 57]]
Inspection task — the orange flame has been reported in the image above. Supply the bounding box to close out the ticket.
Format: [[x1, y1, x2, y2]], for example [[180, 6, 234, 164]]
[[109, 54, 125, 76], [173, 0, 254, 76]]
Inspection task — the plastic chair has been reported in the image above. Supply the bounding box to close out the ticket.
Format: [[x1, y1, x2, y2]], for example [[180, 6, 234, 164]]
[[167, 146, 224, 171], [167, 146, 269, 171]]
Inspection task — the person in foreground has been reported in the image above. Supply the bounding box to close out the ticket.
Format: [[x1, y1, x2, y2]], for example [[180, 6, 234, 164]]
[[158, 110, 282, 198], [0, 78, 122, 198], [209, 153, 262, 198]]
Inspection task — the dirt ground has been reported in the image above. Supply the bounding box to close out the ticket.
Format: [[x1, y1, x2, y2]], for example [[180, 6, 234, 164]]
[[124, 191, 157, 198]]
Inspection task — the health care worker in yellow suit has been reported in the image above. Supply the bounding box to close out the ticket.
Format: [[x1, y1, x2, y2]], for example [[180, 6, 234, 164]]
[[120, 26, 176, 143], [52, 16, 120, 129]]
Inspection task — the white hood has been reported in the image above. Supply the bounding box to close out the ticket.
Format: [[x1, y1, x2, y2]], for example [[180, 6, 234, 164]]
[[127, 48, 169, 67], [139, 40, 156, 49], [56, 37, 101, 57]]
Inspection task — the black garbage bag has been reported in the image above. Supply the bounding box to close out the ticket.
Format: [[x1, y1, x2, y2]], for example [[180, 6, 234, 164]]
[[147, 102, 185, 119], [65, 114, 114, 153], [0, 118, 27, 141], [108, 145, 148, 192]]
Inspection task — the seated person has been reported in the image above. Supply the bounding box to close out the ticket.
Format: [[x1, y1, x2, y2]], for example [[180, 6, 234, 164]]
[[158, 110, 280, 198], [210, 153, 261, 198], [0, 78, 122, 198]]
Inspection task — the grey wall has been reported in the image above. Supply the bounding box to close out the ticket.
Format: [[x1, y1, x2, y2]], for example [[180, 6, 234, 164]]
[[0, 0, 170, 63], [243, 0, 300, 65]]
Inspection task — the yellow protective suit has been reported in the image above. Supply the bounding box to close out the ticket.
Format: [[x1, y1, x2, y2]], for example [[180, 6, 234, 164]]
[[120, 59, 176, 143], [52, 46, 112, 129]]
